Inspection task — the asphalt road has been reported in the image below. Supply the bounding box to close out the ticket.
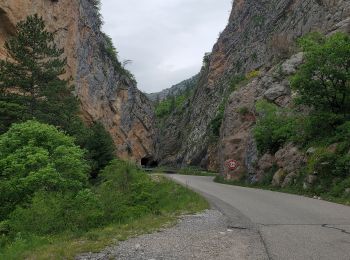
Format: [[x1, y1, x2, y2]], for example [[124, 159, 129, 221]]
[[168, 175, 350, 260]]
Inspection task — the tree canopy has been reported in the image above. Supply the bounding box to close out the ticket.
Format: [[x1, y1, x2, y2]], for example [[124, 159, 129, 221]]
[[292, 32, 350, 118]]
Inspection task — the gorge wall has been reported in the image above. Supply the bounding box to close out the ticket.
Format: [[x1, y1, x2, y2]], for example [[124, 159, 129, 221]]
[[0, 0, 156, 163], [157, 0, 350, 176]]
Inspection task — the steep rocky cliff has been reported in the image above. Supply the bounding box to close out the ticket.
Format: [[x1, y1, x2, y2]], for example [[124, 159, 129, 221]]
[[157, 0, 350, 174], [0, 0, 156, 163]]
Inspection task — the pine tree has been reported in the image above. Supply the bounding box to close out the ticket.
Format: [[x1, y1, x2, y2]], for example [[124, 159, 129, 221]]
[[0, 14, 78, 132], [0, 14, 116, 176]]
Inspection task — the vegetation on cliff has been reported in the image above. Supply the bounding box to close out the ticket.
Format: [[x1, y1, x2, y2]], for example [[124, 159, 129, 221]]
[[0, 14, 115, 178], [210, 75, 248, 138], [219, 32, 350, 203], [154, 77, 197, 128]]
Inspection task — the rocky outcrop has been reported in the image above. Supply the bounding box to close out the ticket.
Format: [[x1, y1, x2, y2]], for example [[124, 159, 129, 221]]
[[157, 0, 349, 174], [0, 0, 156, 163], [219, 54, 306, 181]]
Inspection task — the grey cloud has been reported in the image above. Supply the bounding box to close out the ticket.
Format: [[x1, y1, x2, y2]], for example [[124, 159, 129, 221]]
[[101, 0, 231, 93]]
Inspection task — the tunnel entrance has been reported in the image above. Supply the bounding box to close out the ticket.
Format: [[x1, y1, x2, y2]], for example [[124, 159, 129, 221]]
[[141, 156, 158, 168]]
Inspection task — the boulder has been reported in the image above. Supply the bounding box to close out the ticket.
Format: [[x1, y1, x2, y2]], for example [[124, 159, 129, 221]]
[[274, 95, 291, 107], [258, 153, 275, 171], [272, 169, 287, 187], [264, 82, 291, 101], [280, 52, 304, 75], [282, 172, 297, 188], [303, 174, 318, 190], [275, 143, 306, 174]]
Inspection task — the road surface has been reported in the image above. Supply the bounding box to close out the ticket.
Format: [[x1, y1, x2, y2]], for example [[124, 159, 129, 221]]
[[168, 175, 350, 260]]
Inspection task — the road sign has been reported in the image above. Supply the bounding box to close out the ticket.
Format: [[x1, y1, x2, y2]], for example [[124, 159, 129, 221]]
[[225, 159, 239, 171]]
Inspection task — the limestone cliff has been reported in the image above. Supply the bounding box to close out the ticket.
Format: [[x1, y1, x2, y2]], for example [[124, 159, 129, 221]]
[[0, 0, 156, 163], [157, 0, 350, 173]]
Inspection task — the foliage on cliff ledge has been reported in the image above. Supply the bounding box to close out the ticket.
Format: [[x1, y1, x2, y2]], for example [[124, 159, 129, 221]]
[[252, 32, 350, 201], [210, 75, 247, 138], [155, 82, 195, 122]]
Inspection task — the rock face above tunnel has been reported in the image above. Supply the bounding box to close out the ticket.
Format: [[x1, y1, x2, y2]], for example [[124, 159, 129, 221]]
[[156, 0, 350, 171], [0, 0, 156, 163]]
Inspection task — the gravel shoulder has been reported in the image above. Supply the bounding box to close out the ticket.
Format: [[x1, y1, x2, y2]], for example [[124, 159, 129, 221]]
[[77, 209, 267, 260]]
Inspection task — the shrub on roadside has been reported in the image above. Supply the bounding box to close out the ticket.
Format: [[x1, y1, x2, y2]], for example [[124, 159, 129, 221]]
[[97, 160, 158, 222], [0, 121, 89, 220], [8, 190, 103, 235]]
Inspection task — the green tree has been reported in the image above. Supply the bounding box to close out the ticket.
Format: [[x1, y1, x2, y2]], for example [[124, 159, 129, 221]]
[[0, 14, 78, 132], [85, 122, 115, 178], [0, 121, 89, 220], [291, 32, 350, 117]]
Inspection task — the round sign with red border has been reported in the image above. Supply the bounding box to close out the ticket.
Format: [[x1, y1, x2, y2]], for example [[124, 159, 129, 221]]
[[225, 159, 239, 171]]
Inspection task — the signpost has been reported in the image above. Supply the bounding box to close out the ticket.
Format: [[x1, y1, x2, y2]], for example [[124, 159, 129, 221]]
[[225, 159, 239, 171]]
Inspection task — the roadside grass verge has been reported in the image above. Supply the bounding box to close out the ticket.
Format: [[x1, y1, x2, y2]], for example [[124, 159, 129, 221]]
[[214, 176, 350, 206], [0, 165, 208, 260], [178, 167, 216, 177], [149, 166, 216, 177]]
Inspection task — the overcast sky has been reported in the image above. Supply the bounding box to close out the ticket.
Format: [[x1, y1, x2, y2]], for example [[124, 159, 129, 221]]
[[101, 0, 232, 93]]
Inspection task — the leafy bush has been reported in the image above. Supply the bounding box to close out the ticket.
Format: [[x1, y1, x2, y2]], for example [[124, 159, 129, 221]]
[[0, 121, 89, 220], [328, 177, 350, 198], [84, 123, 115, 178], [97, 160, 158, 222], [294, 112, 345, 147], [1, 157, 208, 257], [8, 190, 103, 235], [306, 148, 337, 178], [291, 32, 350, 117], [332, 121, 350, 152], [254, 100, 298, 154]]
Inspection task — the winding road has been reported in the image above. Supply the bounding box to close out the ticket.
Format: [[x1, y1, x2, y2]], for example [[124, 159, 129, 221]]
[[168, 175, 350, 260]]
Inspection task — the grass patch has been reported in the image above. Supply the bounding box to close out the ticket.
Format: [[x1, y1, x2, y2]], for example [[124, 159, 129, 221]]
[[0, 215, 176, 260]]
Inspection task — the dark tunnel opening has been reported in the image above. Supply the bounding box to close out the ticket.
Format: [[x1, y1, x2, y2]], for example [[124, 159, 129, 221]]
[[141, 156, 159, 168]]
